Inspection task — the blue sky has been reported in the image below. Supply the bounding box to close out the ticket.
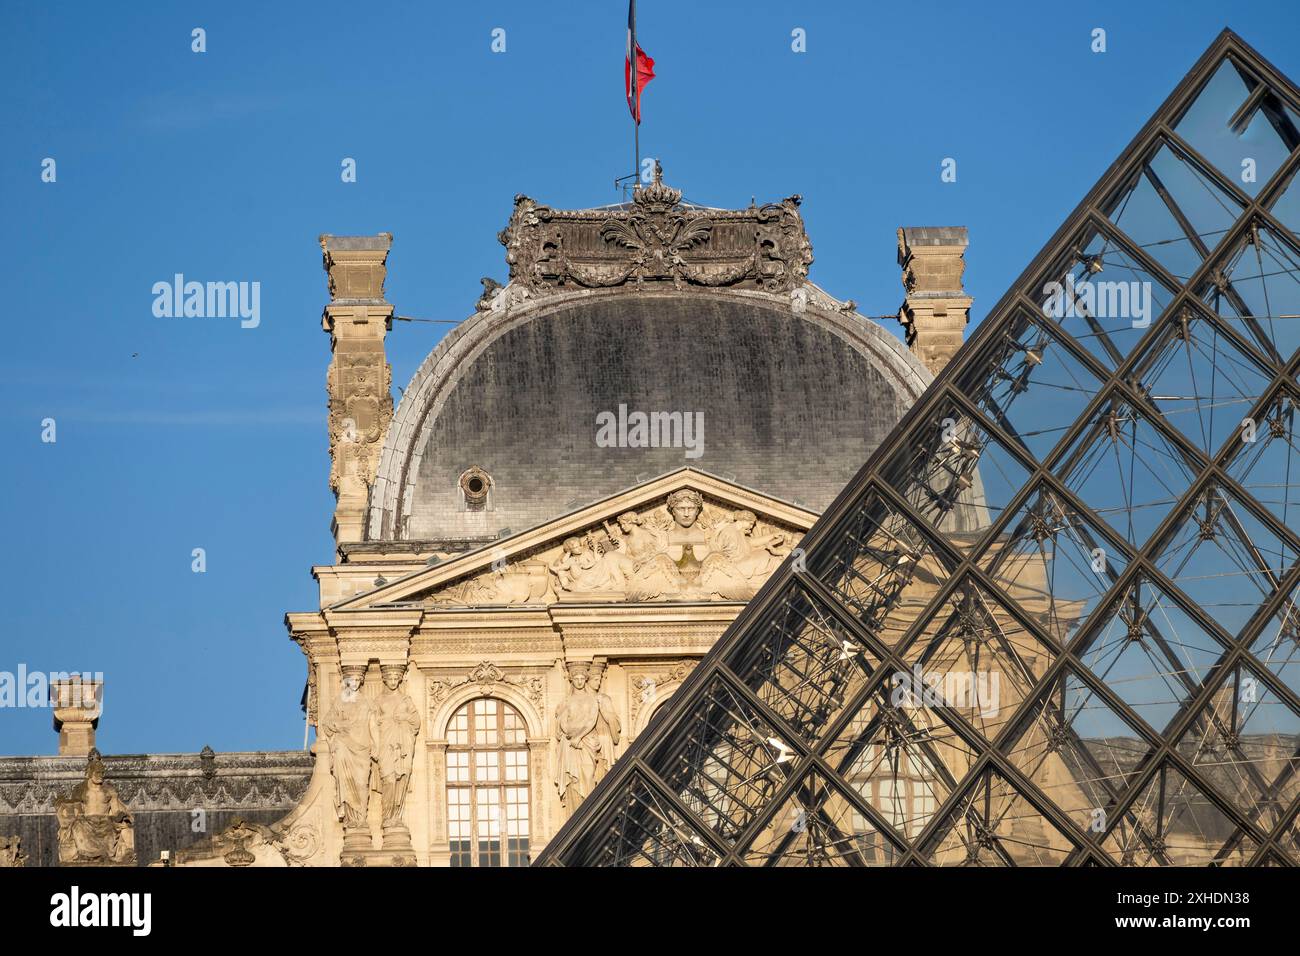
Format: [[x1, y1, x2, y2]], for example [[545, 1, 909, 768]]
[[2, 0, 1298, 756]]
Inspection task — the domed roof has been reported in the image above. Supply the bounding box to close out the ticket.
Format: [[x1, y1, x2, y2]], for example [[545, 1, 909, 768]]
[[366, 171, 931, 545]]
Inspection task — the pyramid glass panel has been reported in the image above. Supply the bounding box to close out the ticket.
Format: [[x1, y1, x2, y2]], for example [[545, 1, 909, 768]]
[[805, 490, 953, 647], [738, 768, 902, 867], [1247, 576, 1300, 699], [1029, 226, 1178, 369], [1175, 663, 1300, 836], [899, 578, 1055, 744], [1005, 670, 1155, 830], [1224, 387, 1300, 529], [955, 309, 1104, 464], [1103, 143, 1244, 283], [979, 482, 1131, 646], [1053, 392, 1201, 549], [1101, 764, 1260, 866], [920, 768, 1079, 866], [1197, 222, 1300, 364], [824, 689, 979, 843], [538, 33, 1300, 866], [1151, 483, 1297, 638], [726, 586, 878, 742], [1076, 576, 1228, 734], [1132, 306, 1274, 458], [1174, 57, 1300, 199]]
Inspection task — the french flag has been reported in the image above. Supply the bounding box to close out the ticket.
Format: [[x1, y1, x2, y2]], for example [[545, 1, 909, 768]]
[[625, 0, 655, 125]]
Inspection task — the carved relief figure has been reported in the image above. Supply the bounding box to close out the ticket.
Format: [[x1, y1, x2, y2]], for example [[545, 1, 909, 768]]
[[548, 534, 629, 594], [323, 668, 374, 846], [553, 663, 602, 818], [629, 489, 711, 598], [55, 750, 135, 865], [701, 509, 792, 599], [374, 664, 420, 847], [433, 490, 799, 607]]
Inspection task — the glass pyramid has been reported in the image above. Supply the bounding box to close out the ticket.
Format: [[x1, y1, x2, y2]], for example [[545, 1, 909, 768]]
[[537, 30, 1300, 867]]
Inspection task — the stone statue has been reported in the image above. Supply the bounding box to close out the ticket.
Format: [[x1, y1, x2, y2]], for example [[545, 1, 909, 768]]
[[548, 533, 629, 594], [553, 662, 603, 818], [374, 664, 420, 851], [55, 750, 135, 865], [630, 489, 711, 598], [323, 667, 375, 850], [701, 509, 791, 599], [0, 835, 26, 868], [586, 662, 622, 780]]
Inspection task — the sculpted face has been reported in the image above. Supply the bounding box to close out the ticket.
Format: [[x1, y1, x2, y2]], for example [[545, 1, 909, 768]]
[[341, 675, 362, 701], [383, 671, 402, 690], [571, 671, 588, 690], [618, 515, 636, 533], [89, 765, 104, 785], [670, 500, 700, 528], [588, 670, 603, 691]]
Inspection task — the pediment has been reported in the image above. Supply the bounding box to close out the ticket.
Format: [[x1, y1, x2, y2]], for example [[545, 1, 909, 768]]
[[337, 469, 816, 610]]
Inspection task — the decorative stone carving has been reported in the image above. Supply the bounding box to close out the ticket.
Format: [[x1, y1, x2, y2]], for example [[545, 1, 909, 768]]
[[50, 676, 101, 757], [427, 662, 545, 715], [553, 662, 620, 819], [0, 835, 25, 868], [321, 233, 395, 544], [498, 163, 813, 296], [374, 664, 420, 857], [322, 667, 374, 854], [55, 750, 135, 866], [426, 491, 796, 607], [629, 659, 699, 725], [171, 818, 283, 867], [559, 491, 793, 603]]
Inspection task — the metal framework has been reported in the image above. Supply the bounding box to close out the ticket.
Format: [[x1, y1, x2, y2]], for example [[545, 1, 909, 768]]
[[536, 30, 1300, 867]]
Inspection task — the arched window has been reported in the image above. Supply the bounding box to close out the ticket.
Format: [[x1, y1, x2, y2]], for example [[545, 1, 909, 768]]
[[445, 697, 531, 867]]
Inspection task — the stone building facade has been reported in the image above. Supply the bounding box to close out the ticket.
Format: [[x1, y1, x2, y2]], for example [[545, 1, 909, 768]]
[[0, 167, 972, 867]]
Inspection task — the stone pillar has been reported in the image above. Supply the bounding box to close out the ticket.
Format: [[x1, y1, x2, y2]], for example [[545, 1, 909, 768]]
[[321, 233, 395, 546], [896, 227, 973, 376], [51, 676, 102, 757]]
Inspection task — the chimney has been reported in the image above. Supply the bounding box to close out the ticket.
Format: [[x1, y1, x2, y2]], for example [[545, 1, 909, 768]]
[[51, 676, 102, 757], [897, 227, 972, 376], [320, 234, 395, 547]]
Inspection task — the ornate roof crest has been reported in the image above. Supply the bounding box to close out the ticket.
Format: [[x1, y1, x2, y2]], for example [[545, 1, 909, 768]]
[[496, 164, 812, 295]]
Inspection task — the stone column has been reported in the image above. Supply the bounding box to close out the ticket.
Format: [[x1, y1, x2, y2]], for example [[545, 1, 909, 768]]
[[320, 233, 395, 546], [51, 677, 102, 757], [896, 226, 973, 376]]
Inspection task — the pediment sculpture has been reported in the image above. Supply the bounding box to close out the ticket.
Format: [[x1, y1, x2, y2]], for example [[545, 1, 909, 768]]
[[423, 490, 798, 607], [55, 749, 136, 866]]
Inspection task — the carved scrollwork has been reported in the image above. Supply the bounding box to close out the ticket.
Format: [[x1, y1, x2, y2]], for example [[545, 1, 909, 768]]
[[497, 163, 812, 296], [427, 662, 546, 719]]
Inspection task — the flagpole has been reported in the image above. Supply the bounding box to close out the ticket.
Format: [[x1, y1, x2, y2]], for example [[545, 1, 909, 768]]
[[632, 0, 639, 192]]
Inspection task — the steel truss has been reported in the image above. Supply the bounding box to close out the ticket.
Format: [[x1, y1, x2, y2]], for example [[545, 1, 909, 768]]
[[537, 30, 1300, 867]]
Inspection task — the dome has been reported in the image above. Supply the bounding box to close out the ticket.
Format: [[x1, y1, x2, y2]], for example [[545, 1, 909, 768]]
[[366, 169, 931, 545], [368, 287, 929, 544]]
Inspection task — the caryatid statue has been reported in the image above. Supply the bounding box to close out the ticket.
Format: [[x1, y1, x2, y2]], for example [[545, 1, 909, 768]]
[[323, 666, 375, 851], [374, 664, 420, 850], [553, 662, 602, 817], [586, 661, 622, 780]]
